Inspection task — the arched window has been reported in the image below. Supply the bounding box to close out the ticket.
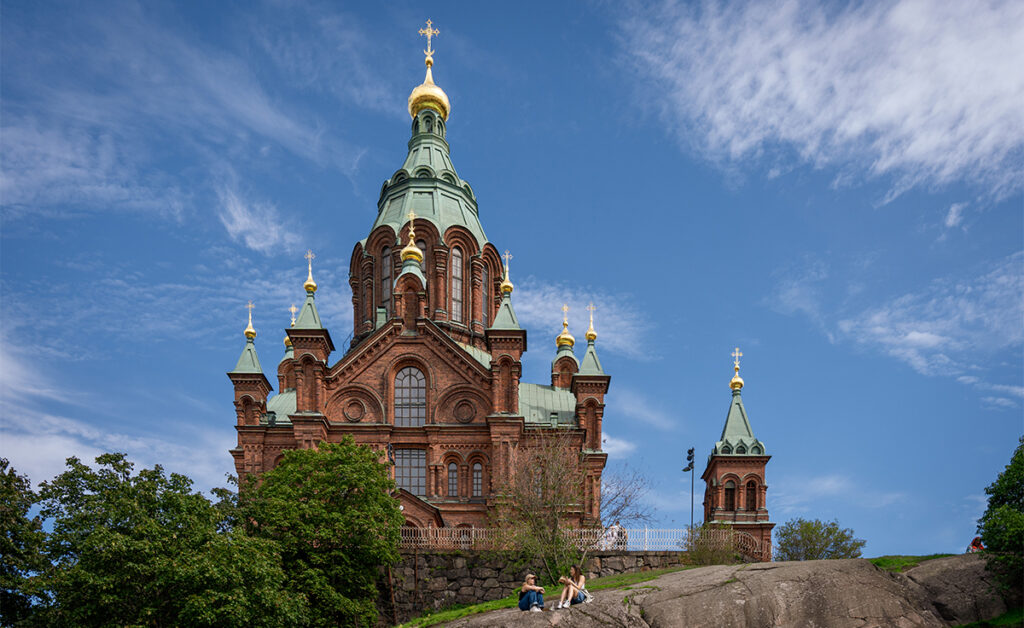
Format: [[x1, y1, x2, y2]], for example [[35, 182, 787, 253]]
[[721, 445, 732, 454], [395, 367, 426, 427], [381, 247, 391, 315], [451, 247, 463, 323], [481, 265, 489, 327], [395, 449, 425, 496], [724, 481, 735, 511], [448, 462, 458, 497], [746, 481, 757, 511], [416, 239, 427, 273], [472, 462, 483, 497], [736, 445, 747, 454]]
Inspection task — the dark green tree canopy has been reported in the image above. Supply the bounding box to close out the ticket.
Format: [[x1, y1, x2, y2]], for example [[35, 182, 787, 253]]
[[239, 438, 404, 628], [774, 517, 866, 561], [1, 459, 47, 626], [34, 453, 304, 628], [977, 436, 1024, 597]]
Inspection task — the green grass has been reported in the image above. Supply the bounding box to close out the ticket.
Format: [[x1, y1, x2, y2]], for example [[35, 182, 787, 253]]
[[398, 566, 690, 627], [868, 554, 955, 573], [956, 607, 1023, 627]]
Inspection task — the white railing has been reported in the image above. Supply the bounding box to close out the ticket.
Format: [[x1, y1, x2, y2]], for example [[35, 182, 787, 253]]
[[398, 527, 765, 560]]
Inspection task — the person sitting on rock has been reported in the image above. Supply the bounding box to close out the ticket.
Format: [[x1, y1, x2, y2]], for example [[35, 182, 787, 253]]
[[518, 573, 545, 612], [555, 565, 586, 609], [966, 536, 985, 553]]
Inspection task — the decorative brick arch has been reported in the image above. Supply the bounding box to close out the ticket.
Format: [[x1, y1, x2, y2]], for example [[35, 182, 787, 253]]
[[386, 356, 433, 425], [325, 384, 385, 424], [466, 451, 491, 498], [435, 385, 491, 424]]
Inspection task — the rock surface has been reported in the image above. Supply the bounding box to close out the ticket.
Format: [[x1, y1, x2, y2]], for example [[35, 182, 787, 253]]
[[440, 554, 1008, 627]]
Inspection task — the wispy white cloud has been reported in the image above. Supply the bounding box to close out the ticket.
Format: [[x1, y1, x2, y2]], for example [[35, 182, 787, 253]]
[[513, 277, 652, 360], [765, 256, 829, 330], [944, 203, 968, 229], [837, 252, 1023, 377], [622, 0, 1024, 200], [606, 388, 675, 431], [602, 432, 638, 459], [773, 473, 904, 515], [217, 185, 302, 255]]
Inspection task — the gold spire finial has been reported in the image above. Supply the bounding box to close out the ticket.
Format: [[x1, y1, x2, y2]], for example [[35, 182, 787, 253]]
[[304, 249, 318, 293], [409, 19, 450, 120], [585, 302, 597, 341], [285, 303, 297, 347], [401, 210, 423, 263], [730, 347, 745, 390], [244, 301, 256, 339], [419, 19, 439, 67], [500, 249, 514, 293], [556, 303, 575, 348]]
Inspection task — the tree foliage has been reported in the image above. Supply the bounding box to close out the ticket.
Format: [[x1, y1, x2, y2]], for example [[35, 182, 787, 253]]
[[239, 438, 404, 628], [490, 429, 586, 584], [31, 453, 304, 627], [774, 517, 866, 561], [1, 459, 46, 626], [978, 436, 1024, 597]]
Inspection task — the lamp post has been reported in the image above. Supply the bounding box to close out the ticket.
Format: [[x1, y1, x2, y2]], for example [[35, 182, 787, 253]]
[[683, 447, 695, 541]]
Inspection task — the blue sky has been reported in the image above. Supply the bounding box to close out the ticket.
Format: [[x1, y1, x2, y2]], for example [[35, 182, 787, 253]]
[[1, 0, 1021, 557]]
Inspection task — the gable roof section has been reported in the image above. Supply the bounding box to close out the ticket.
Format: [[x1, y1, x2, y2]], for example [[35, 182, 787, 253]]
[[519, 383, 576, 426]]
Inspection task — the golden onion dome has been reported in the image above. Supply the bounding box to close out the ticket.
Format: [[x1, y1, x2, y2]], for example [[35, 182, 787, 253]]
[[244, 302, 257, 339], [408, 62, 450, 121], [401, 238, 423, 263], [585, 323, 597, 342], [284, 334, 292, 348], [730, 367, 744, 390], [303, 250, 318, 293], [556, 321, 575, 349]]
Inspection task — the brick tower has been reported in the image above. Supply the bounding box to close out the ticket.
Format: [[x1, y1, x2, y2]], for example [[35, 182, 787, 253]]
[[226, 22, 610, 530], [700, 349, 775, 561]]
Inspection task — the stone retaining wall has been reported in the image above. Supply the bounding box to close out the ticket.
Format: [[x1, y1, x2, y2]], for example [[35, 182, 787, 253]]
[[376, 550, 688, 625]]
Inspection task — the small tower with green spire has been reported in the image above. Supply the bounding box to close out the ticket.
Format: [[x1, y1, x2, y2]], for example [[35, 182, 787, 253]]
[[485, 250, 526, 414], [551, 304, 579, 389], [286, 251, 334, 414], [700, 348, 774, 561], [227, 301, 272, 427], [571, 303, 611, 493]]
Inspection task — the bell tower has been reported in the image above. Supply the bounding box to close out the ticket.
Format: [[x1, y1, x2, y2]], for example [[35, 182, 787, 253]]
[[700, 348, 775, 561]]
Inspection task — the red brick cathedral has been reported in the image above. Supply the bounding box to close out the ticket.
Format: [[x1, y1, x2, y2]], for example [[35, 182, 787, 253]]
[[227, 25, 610, 529], [701, 349, 775, 561]]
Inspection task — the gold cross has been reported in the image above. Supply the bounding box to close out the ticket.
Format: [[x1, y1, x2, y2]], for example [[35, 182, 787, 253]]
[[407, 209, 417, 240], [289, 303, 298, 326], [305, 249, 315, 265], [587, 302, 596, 325], [732, 347, 743, 369], [419, 19, 439, 56], [246, 301, 255, 314], [502, 249, 513, 268], [562, 303, 569, 325]]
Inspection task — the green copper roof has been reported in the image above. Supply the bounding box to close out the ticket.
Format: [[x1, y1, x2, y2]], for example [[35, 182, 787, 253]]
[[578, 339, 604, 375], [519, 383, 576, 425], [456, 341, 492, 369], [713, 389, 766, 456], [279, 342, 294, 364], [489, 293, 521, 330], [263, 388, 296, 425], [552, 343, 579, 370], [371, 109, 488, 249], [395, 256, 427, 288], [231, 338, 264, 374], [294, 291, 322, 329]]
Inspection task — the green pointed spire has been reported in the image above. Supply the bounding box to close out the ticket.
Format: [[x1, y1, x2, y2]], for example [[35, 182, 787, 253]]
[[490, 253, 520, 330], [231, 303, 264, 374], [294, 251, 323, 329], [713, 348, 765, 456], [579, 304, 604, 375]]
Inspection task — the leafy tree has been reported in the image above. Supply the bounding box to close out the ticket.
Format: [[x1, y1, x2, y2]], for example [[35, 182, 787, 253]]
[[34, 453, 304, 627], [1, 459, 46, 626], [774, 517, 866, 561], [490, 429, 586, 584], [978, 436, 1024, 596], [239, 438, 404, 628]]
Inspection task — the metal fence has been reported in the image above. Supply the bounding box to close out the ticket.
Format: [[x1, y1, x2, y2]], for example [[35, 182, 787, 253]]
[[398, 526, 766, 559]]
